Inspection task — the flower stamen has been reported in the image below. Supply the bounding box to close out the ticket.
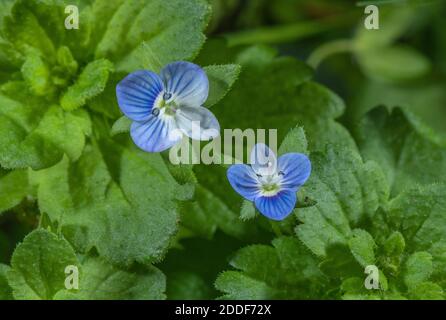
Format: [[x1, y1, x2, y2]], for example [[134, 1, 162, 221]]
[[152, 108, 160, 116], [163, 92, 172, 100]]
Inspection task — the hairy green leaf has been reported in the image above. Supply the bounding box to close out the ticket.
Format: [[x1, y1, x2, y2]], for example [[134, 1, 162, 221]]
[[37, 140, 190, 266], [110, 116, 132, 136], [21, 51, 51, 96], [403, 252, 433, 289], [355, 106, 446, 195], [7, 229, 79, 300], [0, 82, 91, 169], [0, 169, 28, 214], [204, 64, 241, 107], [295, 145, 389, 257], [348, 229, 376, 268], [55, 257, 166, 300], [387, 184, 446, 282], [60, 59, 113, 111], [95, 0, 211, 72], [216, 237, 327, 299], [0, 264, 13, 300]]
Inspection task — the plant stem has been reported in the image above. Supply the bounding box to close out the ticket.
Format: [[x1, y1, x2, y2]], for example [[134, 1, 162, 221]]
[[307, 39, 354, 69], [270, 221, 282, 237]]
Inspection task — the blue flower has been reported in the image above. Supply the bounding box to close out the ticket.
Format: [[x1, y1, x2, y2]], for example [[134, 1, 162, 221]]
[[227, 143, 311, 221], [116, 61, 220, 152]]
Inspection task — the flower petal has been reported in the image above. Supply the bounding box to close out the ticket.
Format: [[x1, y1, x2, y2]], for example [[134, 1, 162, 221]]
[[130, 115, 182, 152], [116, 70, 163, 121], [175, 106, 220, 141], [250, 143, 277, 176], [254, 190, 297, 221], [278, 153, 311, 190], [227, 164, 261, 201], [160, 61, 209, 107]]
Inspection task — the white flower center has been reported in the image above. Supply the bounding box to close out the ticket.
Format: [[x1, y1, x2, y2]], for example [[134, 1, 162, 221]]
[[152, 91, 178, 118], [256, 170, 283, 197]]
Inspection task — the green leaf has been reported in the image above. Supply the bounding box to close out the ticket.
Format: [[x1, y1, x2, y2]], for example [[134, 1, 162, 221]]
[[0, 83, 92, 169], [80, 0, 211, 70], [383, 231, 405, 258], [37, 139, 190, 266], [0, 169, 28, 214], [215, 237, 327, 299], [60, 59, 114, 111], [353, 81, 446, 146], [355, 106, 446, 195], [295, 145, 389, 257], [7, 229, 79, 300], [94, 0, 211, 72], [278, 126, 308, 155], [348, 229, 376, 267], [240, 200, 256, 221], [3, 0, 58, 59], [111, 116, 132, 136], [341, 278, 371, 299], [340, 273, 394, 300], [2, 0, 93, 62], [352, 5, 434, 87], [21, 50, 51, 96], [357, 46, 430, 84], [354, 6, 421, 50], [54, 257, 166, 300], [408, 282, 444, 300], [203, 64, 241, 107], [56, 46, 78, 77], [215, 271, 273, 300], [403, 252, 433, 289], [318, 244, 362, 279], [387, 184, 446, 281], [0, 264, 13, 300]]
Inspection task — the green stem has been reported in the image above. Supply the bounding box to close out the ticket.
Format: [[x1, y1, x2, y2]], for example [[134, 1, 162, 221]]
[[270, 221, 282, 237], [38, 213, 43, 229], [307, 39, 354, 69], [223, 12, 358, 47]]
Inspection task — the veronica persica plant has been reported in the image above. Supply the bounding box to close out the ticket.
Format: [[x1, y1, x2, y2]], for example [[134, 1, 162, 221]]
[[116, 61, 220, 152], [227, 144, 311, 221]]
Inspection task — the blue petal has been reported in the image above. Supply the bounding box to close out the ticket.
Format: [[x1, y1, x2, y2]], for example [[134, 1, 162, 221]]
[[250, 143, 277, 176], [278, 153, 311, 190], [175, 106, 220, 140], [254, 190, 297, 221], [116, 70, 163, 121], [160, 61, 209, 107], [227, 164, 261, 201], [130, 116, 182, 152]]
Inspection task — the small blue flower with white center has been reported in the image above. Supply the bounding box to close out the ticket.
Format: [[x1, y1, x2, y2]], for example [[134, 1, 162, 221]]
[[116, 61, 220, 152], [227, 143, 311, 221]]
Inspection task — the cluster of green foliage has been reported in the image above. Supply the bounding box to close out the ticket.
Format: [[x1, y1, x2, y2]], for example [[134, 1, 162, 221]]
[[1, 0, 445, 300]]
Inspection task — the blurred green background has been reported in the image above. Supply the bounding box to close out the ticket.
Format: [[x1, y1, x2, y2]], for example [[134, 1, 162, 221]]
[[207, 0, 446, 141]]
